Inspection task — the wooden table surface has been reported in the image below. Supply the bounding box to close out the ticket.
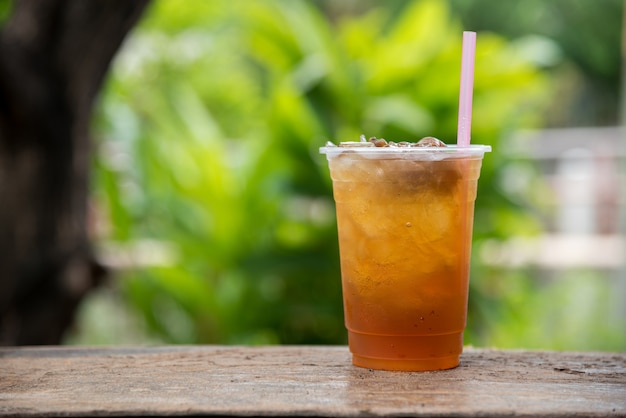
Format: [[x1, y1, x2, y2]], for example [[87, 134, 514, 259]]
[[1, 345, 625, 417]]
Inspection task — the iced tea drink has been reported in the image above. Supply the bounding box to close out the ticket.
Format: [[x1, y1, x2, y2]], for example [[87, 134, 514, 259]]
[[321, 139, 490, 371]]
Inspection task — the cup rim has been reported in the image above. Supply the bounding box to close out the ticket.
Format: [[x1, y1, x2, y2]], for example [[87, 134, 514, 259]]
[[320, 144, 492, 156]]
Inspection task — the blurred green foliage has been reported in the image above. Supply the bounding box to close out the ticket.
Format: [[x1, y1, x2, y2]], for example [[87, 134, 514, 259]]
[[67, 0, 625, 350], [0, 0, 13, 23], [449, 0, 623, 126]]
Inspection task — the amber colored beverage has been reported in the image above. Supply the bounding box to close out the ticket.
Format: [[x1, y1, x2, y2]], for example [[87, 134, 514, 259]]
[[322, 144, 489, 371]]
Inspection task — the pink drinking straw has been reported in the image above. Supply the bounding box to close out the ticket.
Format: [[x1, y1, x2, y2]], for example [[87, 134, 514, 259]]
[[457, 31, 476, 147]]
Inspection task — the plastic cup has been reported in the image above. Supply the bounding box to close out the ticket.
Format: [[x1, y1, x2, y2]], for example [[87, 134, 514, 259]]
[[321, 143, 490, 371]]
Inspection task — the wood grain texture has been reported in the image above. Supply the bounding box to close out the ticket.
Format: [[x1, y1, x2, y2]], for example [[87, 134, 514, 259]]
[[0, 346, 624, 417]]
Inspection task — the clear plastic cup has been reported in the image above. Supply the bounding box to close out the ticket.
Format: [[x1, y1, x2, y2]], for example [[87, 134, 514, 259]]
[[321, 144, 491, 371]]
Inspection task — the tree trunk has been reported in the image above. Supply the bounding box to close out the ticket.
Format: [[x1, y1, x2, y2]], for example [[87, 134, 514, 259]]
[[0, 0, 150, 345]]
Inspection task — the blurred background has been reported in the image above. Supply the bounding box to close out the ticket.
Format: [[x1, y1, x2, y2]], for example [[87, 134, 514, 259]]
[[52, 0, 624, 350]]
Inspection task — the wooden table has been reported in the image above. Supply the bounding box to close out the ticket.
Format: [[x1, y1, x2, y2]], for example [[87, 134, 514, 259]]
[[1, 345, 625, 417]]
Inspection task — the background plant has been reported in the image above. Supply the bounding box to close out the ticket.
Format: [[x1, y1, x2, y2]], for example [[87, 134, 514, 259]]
[[67, 0, 625, 350]]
